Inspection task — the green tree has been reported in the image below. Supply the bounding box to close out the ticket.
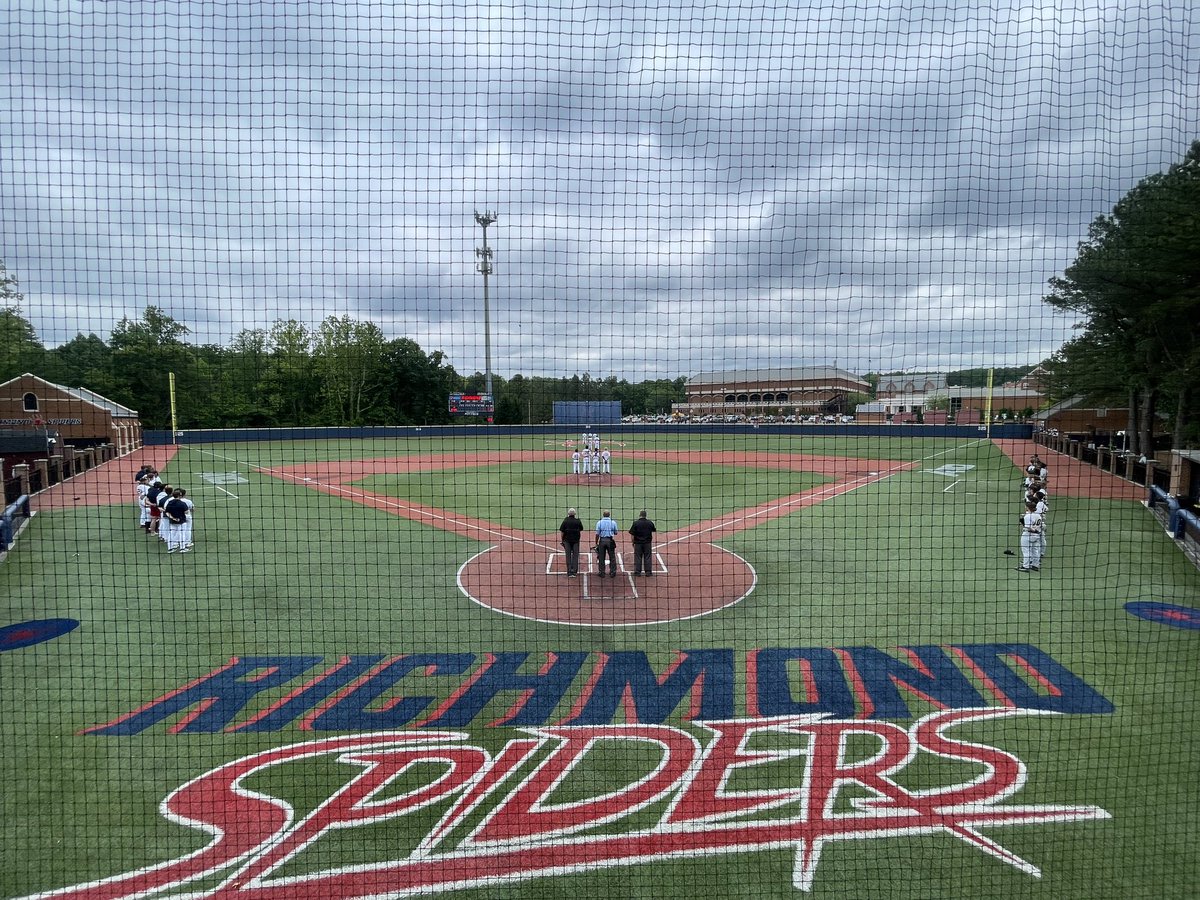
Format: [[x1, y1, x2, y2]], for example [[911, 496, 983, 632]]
[[1044, 141, 1200, 450], [313, 315, 388, 425], [0, 307, 43, 383], [46, 334, 115, 395], [381, 337, 461, 425], [263, 320, 321, 425], [0, 263, 45, 381], [209, 329, 275, 426], [108, 306, 199, 429]]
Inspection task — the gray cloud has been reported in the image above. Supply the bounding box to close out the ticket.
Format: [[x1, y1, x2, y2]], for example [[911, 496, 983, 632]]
[[2, 0, 1198, 380]]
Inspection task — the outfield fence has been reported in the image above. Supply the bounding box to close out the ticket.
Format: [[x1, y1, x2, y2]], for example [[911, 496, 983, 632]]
[[149, 422, 1037, 446]]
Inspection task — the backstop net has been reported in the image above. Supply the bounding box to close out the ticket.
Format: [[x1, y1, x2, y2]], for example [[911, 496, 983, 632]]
[[2, 2, 1199, 898]]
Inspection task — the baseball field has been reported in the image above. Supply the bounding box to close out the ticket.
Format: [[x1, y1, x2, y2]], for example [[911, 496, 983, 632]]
[[2, 429, 1198, 899]]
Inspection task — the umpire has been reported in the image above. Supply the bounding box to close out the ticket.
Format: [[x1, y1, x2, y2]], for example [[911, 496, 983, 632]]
[[594, 510, 619, 577], [628, 509, 657, 576], [559, 507, 583, 577]]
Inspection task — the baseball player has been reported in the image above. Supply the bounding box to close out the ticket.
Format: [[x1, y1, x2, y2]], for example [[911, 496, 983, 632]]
[[571, 450, 581, 474], [154, 484, 174, 543], [145, 477, 167, 536], [1017, 501, 1045, 572], [600, 447, 611, 474], [136, 474, 152, 531], [581, 449, 592, 475], [591, 450, 602, 475], [163, 489, 194, 553]]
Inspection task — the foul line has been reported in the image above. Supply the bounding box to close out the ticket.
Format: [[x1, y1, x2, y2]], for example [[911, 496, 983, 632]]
[[196, 438, 988, 559], [184, 446, 245, 500], [261, 465, 558, 552], [661, 439, 988, 548]]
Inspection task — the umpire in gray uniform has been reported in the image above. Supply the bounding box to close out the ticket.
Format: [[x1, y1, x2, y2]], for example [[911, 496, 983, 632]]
[[628, 510, 657, 576]]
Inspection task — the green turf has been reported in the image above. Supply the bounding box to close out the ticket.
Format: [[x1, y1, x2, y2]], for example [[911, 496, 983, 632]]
[[1, 432, 1198, 898], [357, 461, 833, 532]]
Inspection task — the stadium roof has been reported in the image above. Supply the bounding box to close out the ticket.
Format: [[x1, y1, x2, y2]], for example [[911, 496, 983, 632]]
[[61, 384, 138, 418], [8, 373, 139, 418], [688, 367, 868, 386]]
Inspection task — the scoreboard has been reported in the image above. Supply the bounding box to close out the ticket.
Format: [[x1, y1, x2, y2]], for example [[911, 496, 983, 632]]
[[448, 393, 494, 417]]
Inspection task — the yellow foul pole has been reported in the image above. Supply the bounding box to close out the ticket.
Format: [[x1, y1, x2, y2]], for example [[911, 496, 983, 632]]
[[169, 372, 178, 444], [984, 368, 994, 439]]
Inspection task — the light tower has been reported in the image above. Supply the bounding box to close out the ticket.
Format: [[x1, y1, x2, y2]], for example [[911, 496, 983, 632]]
[[474, 210, 497, 401]]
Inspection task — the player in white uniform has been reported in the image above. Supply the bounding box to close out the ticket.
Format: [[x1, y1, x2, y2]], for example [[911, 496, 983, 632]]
[[571, 450, 581, 474], [600, 448, 611, 474], [581, 450, 592, 475], [178, 491, 195, 552], [136, 475, 152, 531], [163, 489, 195, 553], [591, 451, 602, 475], [1017, 501, 1045, 572]]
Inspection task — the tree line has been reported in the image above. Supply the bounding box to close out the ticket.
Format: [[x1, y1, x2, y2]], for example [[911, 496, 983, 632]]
[[1044, 140, 1200, 451], [0, 288, 685, 430], [4, 139, 1198, 444]]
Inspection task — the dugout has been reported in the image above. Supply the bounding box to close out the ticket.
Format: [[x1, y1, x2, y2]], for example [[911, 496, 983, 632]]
[[553, 401, 622, 426]]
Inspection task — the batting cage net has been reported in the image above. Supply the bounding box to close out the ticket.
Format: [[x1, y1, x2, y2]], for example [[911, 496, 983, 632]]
[[2, 2, 1199, 898]]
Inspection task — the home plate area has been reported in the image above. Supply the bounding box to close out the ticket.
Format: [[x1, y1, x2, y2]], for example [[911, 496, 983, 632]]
[[457, 540, 756, 627]]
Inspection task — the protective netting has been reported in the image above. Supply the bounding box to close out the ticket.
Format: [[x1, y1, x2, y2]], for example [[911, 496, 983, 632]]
[[2, 2, 1199, 898]]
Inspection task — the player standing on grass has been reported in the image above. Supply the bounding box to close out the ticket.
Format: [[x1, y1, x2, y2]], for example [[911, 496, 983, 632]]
[[594, 510, 618, 577], [136, 473, 152, 531], [145, 476, 166, 536], [163, 489, 193, 553], [154, 484, 174, 544], [1017, 500, 1045, 572]]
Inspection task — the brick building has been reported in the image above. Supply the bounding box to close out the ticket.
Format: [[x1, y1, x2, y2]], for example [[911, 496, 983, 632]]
[[675, 367, 871, 417], [0, 374, 142, 456]]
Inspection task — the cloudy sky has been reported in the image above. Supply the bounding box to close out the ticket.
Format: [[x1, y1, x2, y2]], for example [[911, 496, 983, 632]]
[[2, 0, 1198, 380]]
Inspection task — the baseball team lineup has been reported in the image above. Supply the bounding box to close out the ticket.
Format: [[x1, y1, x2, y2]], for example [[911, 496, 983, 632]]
[[109, 438, 1084, 619], [133, 435, 1031, 628]]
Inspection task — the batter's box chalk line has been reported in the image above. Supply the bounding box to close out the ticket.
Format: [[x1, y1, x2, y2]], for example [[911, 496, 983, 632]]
[[544, 550, 668, 575]]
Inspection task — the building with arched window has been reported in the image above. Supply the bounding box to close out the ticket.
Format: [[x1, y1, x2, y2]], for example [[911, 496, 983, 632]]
[[676, 367, 870, 416], [875, 373, 948, 398], [0, 374, 142, 455]]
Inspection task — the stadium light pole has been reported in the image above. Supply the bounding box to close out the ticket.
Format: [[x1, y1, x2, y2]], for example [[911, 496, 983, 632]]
[[474, 210, 497, 403]]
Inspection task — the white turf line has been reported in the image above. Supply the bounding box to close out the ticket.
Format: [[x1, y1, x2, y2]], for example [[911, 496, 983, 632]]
[[659, 438, 989, 549], [181, 446, 243, 500], [183, 438, 990, 551]]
